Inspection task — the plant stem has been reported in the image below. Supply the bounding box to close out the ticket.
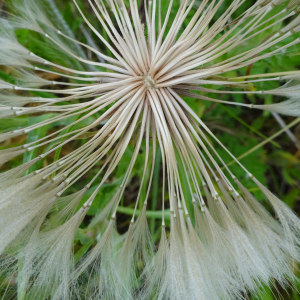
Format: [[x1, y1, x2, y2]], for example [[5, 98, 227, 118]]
[[220, 104, 281, 149], [150, 147, 161, 234], [117, 206, 170, 220], [227, 117, 300, 167]]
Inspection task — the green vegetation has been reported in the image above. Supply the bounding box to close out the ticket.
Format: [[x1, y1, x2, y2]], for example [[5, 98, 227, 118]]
[[1, 0, 300, 298]]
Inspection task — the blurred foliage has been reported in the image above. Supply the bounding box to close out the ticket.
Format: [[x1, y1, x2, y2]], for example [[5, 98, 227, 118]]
[[0, 0, 300, 299]]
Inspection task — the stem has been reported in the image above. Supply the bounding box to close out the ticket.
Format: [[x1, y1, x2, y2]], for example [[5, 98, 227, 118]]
[[220, 104, 281, 149], [117, 206, 170, 220], [227, 117, 300, 167], [150, 147, 161, 234], [52, 113, 84, 177]]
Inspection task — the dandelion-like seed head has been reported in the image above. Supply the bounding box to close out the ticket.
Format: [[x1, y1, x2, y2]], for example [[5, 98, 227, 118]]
[[1, 0, 300, 299], [143, 74, 156, 90]]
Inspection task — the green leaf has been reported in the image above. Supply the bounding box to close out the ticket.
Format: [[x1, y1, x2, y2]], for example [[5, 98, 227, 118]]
[[75, 228, 93, 245], [23, 114, 57, 174], [252, 286, 274, 300], [282, 188, 299, 208], [74, 242, 93, 264]]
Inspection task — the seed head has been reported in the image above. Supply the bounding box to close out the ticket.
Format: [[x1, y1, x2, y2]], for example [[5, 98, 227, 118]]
[[0, 0, 300, 299]]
